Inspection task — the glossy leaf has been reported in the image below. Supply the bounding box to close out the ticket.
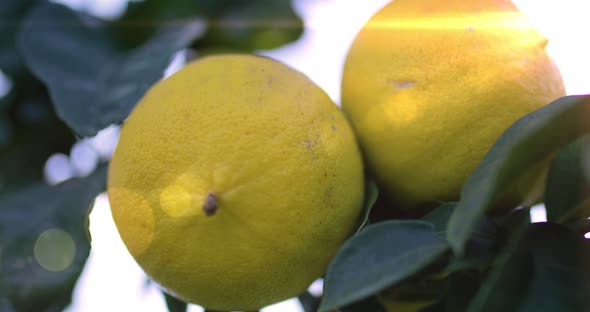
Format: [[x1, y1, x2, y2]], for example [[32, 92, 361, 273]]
[[0, 166, 107, 311], [544, 135, 590, 222], [19, 2, 204, 137], [447, 95, 590, 253], [319, 221, 448, 312]]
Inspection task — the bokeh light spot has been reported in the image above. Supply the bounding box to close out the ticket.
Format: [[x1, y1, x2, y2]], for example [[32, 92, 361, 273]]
[[45, 153, 75, 185], [529, 204, 547, 223], [34, 228, 76, 272], [70, 140, 99, 177]]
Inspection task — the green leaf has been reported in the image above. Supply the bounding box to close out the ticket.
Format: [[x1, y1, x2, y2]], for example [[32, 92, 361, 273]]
[[163, 292, 187, 312], [468, 223, 590, 312], [440, 271, 482, 312], [19, 2, 204, 137], [319, 221, 449, 312], [422, 202, 457, 234], [447, 95, 590, 254], [355, 179, 379, 234], [544, 135, 590, 223], [0, 277, 15, 312], [0, 77, 75, 196], [0, 0, 37, 74], [339, 296, 386, 312], [113, 0, 231, 48], [0, 166, 107, 311], [518, 224, 590, 312], [195, 0, 303, 52]]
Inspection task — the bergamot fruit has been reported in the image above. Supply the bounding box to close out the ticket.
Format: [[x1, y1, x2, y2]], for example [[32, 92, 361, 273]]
[[341, 0, 565, 212], [108, 54, 365, 310]]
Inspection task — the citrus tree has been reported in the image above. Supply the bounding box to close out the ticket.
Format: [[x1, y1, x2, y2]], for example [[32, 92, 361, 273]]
[[1, 0, 590, 312]]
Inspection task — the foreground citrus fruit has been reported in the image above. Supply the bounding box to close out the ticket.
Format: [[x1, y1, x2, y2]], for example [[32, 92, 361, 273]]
[[108, 54, 364, 310], [341, 0, 565, 212]]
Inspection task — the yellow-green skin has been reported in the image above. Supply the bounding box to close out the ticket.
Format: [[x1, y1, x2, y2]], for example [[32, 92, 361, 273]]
[[108, 55, 365, 310], [341, 0, 565, 211], [380, 299, 434, 312]]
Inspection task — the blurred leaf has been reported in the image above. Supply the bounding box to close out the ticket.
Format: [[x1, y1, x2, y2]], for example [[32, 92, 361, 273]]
[[445, 209, 530, 275], [468, 222, 590, 312], [447, 95, 590, 254], [518, 224, 590, 312], [19, 2, 204, 137], [298, 291, 321, 312], [355, 179, 378, 234], [0, 76, 74, 196], [163, 292, 187, 312], [0, 166, 106, 311], [113, 0, 231, 48], [0, 0, 37, 74], [195, 0, 303, 52], [116, 0, 303, 53], [339, 296, 386, 312], [544, 135, 590, 223], [319, 221, 449, 312], [422, 202, 456, 234], [0, 277, 16, 312], [441, 271, 482, 312]]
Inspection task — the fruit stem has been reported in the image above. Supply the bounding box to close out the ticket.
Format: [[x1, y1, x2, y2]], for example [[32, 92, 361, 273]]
[[203, 193, 218, 216]]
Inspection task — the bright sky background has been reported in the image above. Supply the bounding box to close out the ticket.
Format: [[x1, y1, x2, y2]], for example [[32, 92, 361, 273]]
[[18, 0, 590, 311]]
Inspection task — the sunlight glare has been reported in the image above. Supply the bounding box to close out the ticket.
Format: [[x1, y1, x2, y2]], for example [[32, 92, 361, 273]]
[[513, 0, 590, 95], [530, 204, 547, 223]]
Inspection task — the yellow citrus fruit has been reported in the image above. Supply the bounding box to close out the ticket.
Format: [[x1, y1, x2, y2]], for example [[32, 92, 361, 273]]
[[108, 54, 364, 310], [380, 298, 435, 312], [341, 0, 565, 212]]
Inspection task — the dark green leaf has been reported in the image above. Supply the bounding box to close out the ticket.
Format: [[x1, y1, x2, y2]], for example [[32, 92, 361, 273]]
[[466, 230, 531, 312], [422, 202, 457, 234], [519, 223, 590, 312], [0, 120, 73, 196], [0, 0, 37, 74], [340, 296, 386, 312], [0, 77, 75, 196], [319, 221, 449, 312], [355, 179, 379, 234], [468, 223, 590, 312], [441, 271, 482, 312], [446, 209, 530, 275], [163, 292, 187, 312], [447, 95, 590, 253], [195, 0, 303, 52], [544, 135, 590, 223], [0, 166, 107, 311], [19, 2, 204, 137], [0, 277, 15, 312], [113, 0, 231, 48], [298, 291, 321, 312]]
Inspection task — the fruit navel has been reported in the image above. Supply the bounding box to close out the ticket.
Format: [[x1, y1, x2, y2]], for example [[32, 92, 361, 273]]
[[203, 193, 218, 216]]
